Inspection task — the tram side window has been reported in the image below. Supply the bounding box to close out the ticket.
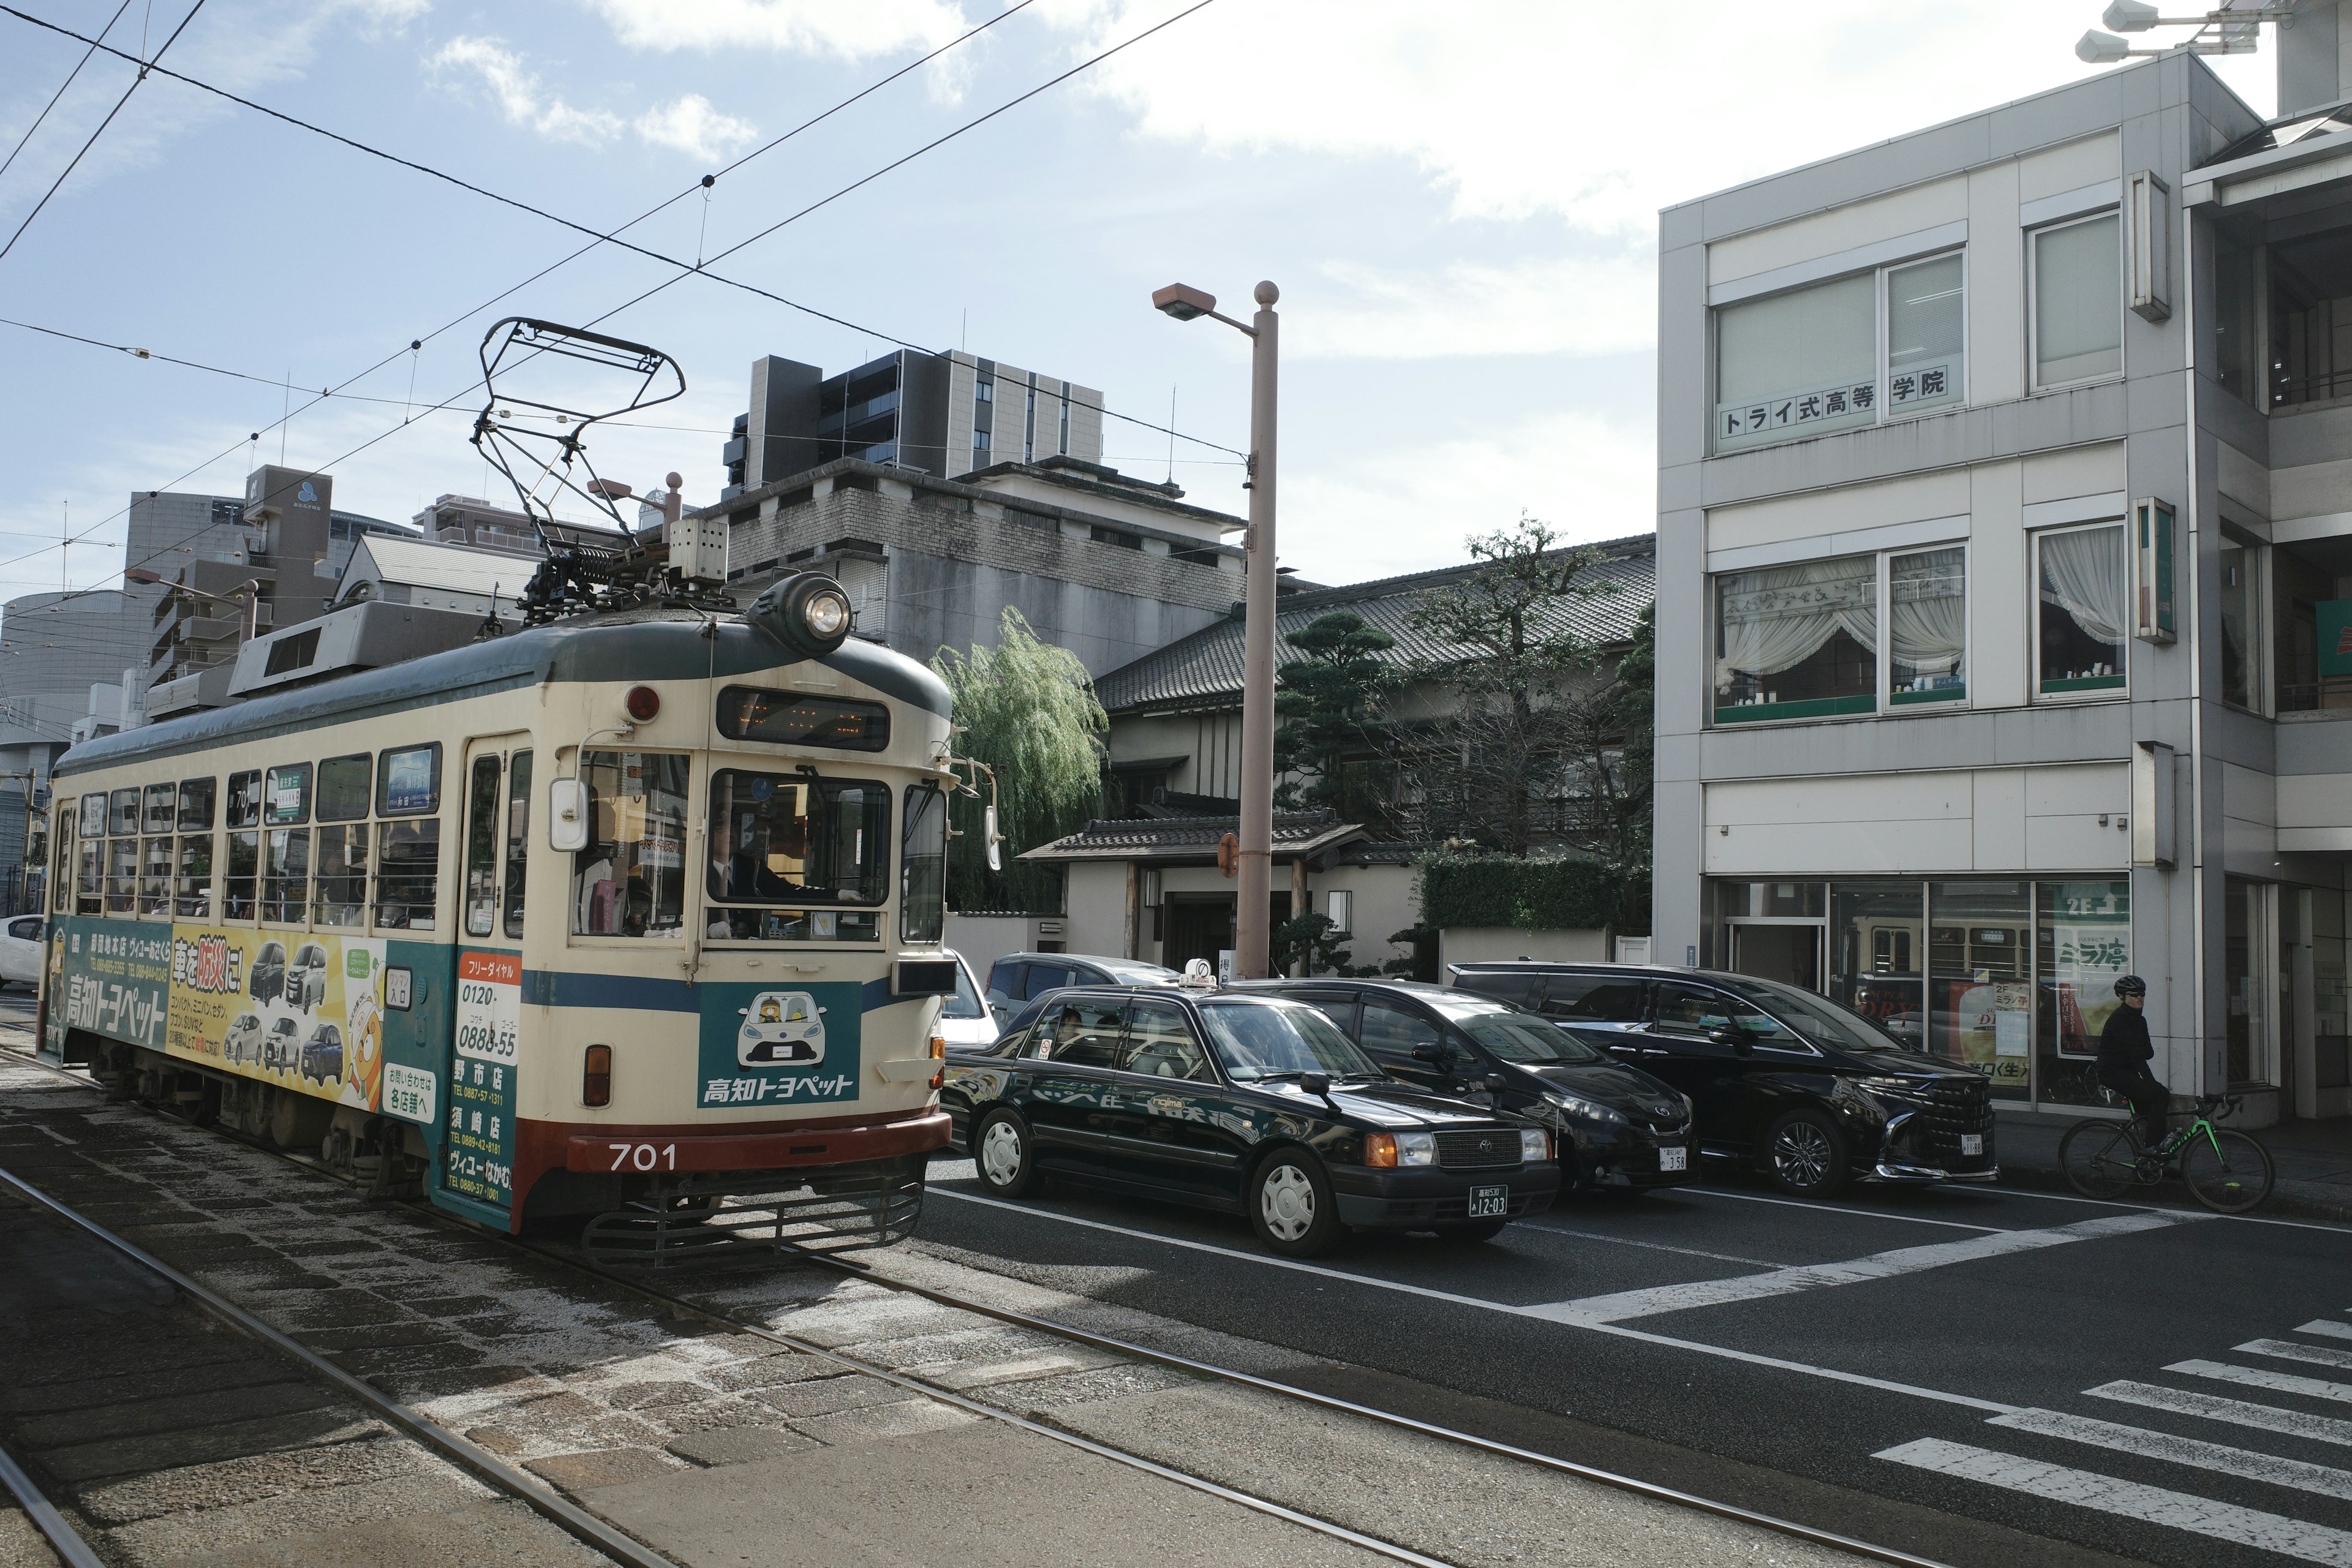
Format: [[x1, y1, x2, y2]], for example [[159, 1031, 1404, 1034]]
[[224, 771, 263, 830], [573, 751, 688, 938], [376, 820, 440, 931], [75, 832, 102, 917], [139, 832, 172, 916], [263, 827, 309, 924], [317, 755, 370, 821], [314, 823, 368, 928], [224, 829, 259, 922], [109, 789, 137, 837], [25, 807, 48, 916], [176, 831, 213, 920], [901, 784, 946, 944], [105, 832, 137, 914], [502, 751, 531, 939], [464, 755, 500, 938], [141, 783, 174, 835], [178, 778, 215, 831]]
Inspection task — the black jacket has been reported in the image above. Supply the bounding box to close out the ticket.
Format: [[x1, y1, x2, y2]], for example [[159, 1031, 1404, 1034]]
[[2095, 1003, 2154, 1077]]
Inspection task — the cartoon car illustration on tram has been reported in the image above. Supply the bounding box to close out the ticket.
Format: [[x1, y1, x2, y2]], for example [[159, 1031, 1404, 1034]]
[[736, 990, 826, 1067]]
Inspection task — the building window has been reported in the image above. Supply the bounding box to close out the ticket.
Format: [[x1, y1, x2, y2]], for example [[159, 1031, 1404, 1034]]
[[2030, 212, 2122, 389], [1890, 546, 1967, 704], [2218, 532, 2267, 713], [2035, 522, 2127, 697], [2266, 225, 2352, 407], [1326, 889, 1353, 936], [1714, 556, 1876, 722], [1713, 252, 1964, 453], [974, 379, 993, 403], [971, 429, 990, 455], [2225, 876, 2274, 1087]]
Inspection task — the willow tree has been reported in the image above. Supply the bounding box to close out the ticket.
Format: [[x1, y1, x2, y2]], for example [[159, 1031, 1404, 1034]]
[[931, 608, 1108, 912]]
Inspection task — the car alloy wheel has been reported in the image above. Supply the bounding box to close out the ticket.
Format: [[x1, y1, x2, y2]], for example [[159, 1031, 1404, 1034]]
[[1770, 1116, 1840, 1193], [1259, 1163, 1317, 1242], [979, 1118, 1026, 1188]]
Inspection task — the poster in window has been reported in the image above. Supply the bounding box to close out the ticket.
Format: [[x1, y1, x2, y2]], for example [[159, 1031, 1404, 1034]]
[[383, 747, 437, 813]]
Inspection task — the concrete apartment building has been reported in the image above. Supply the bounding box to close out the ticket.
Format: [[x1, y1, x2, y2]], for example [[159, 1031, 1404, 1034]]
[[723, 349, 1104, 499], [1654, 20, 2352, 1126]]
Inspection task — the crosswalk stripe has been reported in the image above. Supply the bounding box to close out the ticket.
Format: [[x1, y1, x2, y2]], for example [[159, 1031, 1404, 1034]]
[[2087, 1380, 2352, 1448], [1992, 1408, 2352, 1502], [2243, 1338, 2352, 1372], [2169, 1359, 2352, 1406], [1875, 1437, 2352, 1567], [2302, 1320, 2352, 1344]]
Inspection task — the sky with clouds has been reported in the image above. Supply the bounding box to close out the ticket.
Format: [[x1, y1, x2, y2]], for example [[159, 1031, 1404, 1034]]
[[0, 0, 2276, 605]]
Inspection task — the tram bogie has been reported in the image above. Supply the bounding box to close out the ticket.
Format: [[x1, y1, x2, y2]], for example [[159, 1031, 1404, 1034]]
[[36, 584, 957, 1257]]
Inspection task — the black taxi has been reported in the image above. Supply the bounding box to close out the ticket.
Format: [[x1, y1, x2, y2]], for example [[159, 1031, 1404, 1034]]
[[941, 984, 1559, 1256]]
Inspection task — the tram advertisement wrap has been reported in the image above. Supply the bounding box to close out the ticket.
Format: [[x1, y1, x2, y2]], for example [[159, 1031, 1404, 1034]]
[[697, 980, 864, 1108], [163, 924, 391, 1111], [446, 951, 518, 1210], [59, 919, 170, 1049]]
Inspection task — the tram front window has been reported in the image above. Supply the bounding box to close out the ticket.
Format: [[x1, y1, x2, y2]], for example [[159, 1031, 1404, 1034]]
[[704, 768, 887, 942], [573, 752, 688, 938]]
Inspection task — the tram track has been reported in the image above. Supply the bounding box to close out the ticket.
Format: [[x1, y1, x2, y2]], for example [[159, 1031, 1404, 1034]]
[[1, 1039, 1945, 1568]]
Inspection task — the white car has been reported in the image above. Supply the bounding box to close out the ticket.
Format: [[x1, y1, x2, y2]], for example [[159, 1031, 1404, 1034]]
[[0, 917, 45, 988], [937, 949, 998, 1051]]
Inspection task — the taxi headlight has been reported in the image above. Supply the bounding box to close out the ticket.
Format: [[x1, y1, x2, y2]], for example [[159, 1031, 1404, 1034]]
[[1520, 1128, 1550, 1163], [1395, 1130, 1435, 1167]]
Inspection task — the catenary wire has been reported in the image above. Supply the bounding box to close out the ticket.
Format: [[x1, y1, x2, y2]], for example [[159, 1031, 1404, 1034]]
[[0, 4, 1044, 583], [0, 0, 134, 184], [1, 0, 1242, 460], [4, 0, 1238, 598], [0, 0, 206, 264], [2, 0, 1228, 587]]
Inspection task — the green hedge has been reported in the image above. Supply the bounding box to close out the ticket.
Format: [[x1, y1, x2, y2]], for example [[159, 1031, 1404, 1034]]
[[1416, 852, 1622, 932]]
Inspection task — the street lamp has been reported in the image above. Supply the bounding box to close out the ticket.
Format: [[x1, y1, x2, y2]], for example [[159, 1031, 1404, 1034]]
[[125, 567, 260, 641], [1155, 279, 1280, 979]]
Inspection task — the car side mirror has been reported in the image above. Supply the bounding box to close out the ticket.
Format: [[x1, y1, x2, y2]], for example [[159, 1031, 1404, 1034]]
[[1298, 1072, 1332, 1098], [1712, 1027, 1752, 1054], [1411, 1044, 1453, 1066], [1483, 1072, 1508, 1096]]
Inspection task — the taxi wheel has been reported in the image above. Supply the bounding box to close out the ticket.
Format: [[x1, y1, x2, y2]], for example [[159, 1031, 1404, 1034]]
[[1764, 1109, 1850, 1196], [1249, 1152, 1339, 1257], [973, 1110, 1043, 1199]]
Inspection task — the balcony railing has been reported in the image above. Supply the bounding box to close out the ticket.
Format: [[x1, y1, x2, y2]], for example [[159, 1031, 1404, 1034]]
[[2278, 679, 2352, 715]]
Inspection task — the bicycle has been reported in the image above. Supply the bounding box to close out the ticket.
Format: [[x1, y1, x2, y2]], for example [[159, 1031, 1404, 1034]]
[[2058, 1095, 2275, 1214]]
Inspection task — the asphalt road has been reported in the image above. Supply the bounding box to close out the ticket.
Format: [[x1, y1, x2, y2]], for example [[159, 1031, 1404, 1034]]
[[904, 1156, 2352, 1568]]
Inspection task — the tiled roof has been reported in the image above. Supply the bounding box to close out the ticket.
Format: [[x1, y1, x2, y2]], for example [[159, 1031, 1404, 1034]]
[[1021, 810, 1367, 862], [1094, 532, 1654, 714]]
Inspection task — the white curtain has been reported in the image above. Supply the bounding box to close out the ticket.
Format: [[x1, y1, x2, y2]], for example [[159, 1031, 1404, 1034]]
[[2039, 525, 2125, 646], [1891, 548, 1966, 676], [1716, 557, 1877, 688]]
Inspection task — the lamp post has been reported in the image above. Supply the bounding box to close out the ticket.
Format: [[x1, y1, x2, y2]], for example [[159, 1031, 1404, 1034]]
[[1155, 279, 1279, 979]]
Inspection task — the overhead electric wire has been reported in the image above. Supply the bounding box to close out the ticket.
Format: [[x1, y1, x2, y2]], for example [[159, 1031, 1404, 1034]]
[[0, 0, 134, 184], [0, 0, 206, 263], [4, 0, 1231, 601], [0, 0, 1242, 459]]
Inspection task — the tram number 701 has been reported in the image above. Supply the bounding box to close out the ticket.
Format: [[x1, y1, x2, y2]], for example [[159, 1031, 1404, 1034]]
[[608, 1142, 678, 1172]]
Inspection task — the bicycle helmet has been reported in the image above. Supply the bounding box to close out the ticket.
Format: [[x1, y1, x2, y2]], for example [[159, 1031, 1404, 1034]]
[[2114, 974, 2147, 998]]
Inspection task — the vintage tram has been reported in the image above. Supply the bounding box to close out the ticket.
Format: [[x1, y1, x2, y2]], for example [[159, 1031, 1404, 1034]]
[[34, 577, 960, 1259]]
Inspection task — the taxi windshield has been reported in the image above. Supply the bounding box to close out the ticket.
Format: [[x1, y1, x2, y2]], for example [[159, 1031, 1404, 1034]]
[[1197, 999, 1379, 1082]]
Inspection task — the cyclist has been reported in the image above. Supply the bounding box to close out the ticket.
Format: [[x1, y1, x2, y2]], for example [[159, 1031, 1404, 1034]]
[[2096, 974, 2167, 1148]]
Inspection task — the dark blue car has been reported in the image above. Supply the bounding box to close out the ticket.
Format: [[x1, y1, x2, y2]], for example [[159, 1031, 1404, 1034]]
[[943, 984, 1559, 1257]]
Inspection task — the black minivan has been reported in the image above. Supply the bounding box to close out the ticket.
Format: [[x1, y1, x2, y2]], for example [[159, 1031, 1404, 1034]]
[[1450, 963, 1996, 1197], [1246, 979, 1696, 1193]]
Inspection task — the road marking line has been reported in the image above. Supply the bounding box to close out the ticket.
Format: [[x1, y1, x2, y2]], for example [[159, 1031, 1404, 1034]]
[[1514, 1221, 1781, 1267], [1674, 1186, 2005, 1232], [1520, 1212, 2197, 1325], [1991, 1407, 2352, 1502], [928, 1185, 2019, 1413], [2087, 1380, 2352, 1447], [1875, 1437, 2352, 1566], [2168, 1359, 2352, 1405], [2241, 1336, 2352, 1371], [2301, 1319, 2352, 1343]]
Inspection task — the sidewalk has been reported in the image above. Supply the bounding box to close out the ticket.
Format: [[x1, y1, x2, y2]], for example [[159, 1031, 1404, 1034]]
[[1996, 1105, 2352, 1223]]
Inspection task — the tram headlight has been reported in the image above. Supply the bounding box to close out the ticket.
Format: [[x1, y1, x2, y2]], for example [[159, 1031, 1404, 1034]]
[[803, 587, 850, 641], [746, 572, 854, 657]]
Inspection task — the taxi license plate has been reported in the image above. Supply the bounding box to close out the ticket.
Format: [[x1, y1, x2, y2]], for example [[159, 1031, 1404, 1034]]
[[1658, 1145, 1688, 1172], [1467, 1185, 1509, 1219], [1961, 1133, 1983, 1156]]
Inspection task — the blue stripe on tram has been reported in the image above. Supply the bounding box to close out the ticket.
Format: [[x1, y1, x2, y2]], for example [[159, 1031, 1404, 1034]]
[[518, 970, 905, 1014]]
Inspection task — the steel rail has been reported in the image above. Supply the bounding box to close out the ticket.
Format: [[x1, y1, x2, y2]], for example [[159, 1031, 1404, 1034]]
[[0, 1438, 108, 1568]]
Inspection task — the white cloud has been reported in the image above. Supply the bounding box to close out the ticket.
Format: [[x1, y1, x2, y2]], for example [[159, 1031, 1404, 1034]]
[[1288, 253, 1654, 361], [1283, 409, 1655, 584], [582, 0, 974, 59], [431, 36, 624, 145], [632, 93, 760, 161], [430, 37, 759, 159], [1059, 1, 2278, 238]]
